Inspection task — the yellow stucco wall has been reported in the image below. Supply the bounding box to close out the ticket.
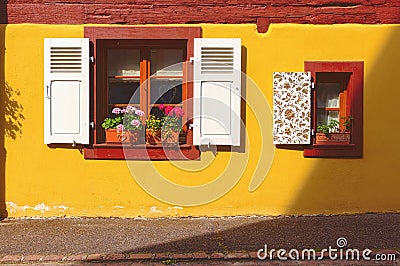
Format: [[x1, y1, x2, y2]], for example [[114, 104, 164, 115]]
[[1, 23, 400, 217]]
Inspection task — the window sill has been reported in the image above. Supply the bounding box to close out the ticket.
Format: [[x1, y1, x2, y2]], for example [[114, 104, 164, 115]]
[[311, 144, 356, 149], [303, 143, 362, 158], [84, 143, 200, 160]]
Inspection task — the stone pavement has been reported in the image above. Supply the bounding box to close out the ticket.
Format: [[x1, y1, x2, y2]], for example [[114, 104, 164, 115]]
[[0, 214, 400, 265]]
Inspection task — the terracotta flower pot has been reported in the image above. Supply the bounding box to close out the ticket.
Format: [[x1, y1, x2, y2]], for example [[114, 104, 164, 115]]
[[106, 129, 143, 144], [146, 129, 162, 145], [161, 129, 180, 144], [126, 129, 145, 144], [316, 132, 351, 145], [105, 129, 128, 143]]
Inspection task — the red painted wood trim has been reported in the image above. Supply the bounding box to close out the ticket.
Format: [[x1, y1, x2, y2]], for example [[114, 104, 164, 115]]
[[3, 2, 400, 28], [84, 26, 201, 160], [84, 145, 200, 160], [304, 61, 363, 158]]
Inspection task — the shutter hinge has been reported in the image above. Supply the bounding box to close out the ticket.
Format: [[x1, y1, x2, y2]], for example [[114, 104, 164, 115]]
[[189, 57, 195, 64], [311, 82, 315, 89], [89, 56, 95, 63], [90, 122, 95, 129], [311, 129, 315, 136]]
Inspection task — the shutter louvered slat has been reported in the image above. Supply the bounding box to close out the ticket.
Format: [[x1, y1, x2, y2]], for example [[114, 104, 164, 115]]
[[50, 47, 82, 73], [200, 46, 234, 75]]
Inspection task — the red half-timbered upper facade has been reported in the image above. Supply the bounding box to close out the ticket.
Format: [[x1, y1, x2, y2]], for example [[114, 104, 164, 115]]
[[1, 1, 400, 31]]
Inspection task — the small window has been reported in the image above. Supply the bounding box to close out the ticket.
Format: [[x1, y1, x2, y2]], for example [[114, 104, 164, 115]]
[[316, 73, 350, 133], [304, 62, 363, 158]]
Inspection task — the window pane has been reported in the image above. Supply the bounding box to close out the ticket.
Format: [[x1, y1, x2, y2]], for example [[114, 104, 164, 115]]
[[150, 78, 182, 104], [317, 83, 340, 108], [108, 49, 140, 76], [108, 78, 140, 104], [317, 110, 339, 126], [150, 49, 183, 76]]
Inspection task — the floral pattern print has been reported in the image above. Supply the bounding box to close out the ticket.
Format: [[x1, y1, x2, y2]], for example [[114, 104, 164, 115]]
[[273, 72, 311, 144]]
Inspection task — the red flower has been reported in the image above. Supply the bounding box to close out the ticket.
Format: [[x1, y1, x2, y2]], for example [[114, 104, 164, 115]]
[[164, 106, 173, 116], [159, 104, 165, 110]]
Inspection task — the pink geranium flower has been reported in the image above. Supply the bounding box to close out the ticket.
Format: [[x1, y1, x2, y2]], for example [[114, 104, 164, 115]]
[[126, 106, 136, 111], [112, 108, 121, 114], [131, 119, 141, 127], [116, 124, 124, 131], [135, 110, 145, 116], [174, 107, 184, 118]]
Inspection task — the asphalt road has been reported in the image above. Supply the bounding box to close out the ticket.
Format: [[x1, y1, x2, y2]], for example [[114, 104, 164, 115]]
[[1, 213, 400, 256]]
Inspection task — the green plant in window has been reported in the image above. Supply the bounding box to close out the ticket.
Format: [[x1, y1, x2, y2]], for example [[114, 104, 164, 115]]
[[101, 106, 144, 131], [317, 123, 331, 134], [145, 114, 164, 132], [159, 105, 184, 143], [145, 105, 185, 144], [123, 107, 144, 131], [342, 115, 353, 132], [101, 116, 123, 130], [145, 114, 164, 144], [160, 105, 184, 132], [317, 116, 353, 134]]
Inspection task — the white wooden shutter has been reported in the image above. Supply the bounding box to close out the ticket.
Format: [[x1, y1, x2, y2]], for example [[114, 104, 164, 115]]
[[273, 72, 311, 144], [44, 38, 89, 144], [193, 38, 241, 146]]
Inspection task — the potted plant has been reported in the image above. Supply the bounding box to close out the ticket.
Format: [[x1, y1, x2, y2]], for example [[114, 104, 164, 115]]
[[145, 105, 185, 145], [316, 116, 352, 145], [145, 114, 164, 145], [123, 106, 145, 144], [102, 106, 144, 144], [160, 105, 184, 144]]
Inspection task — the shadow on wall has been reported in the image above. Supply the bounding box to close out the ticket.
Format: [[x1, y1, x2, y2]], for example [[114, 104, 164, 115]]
[[0, 34, 25, 219], [4, 82, 24, 140], [283, 27, 400, 215], [0, 21, 6, 218]]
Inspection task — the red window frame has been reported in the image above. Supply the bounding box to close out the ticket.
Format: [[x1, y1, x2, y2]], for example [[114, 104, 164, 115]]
[[83, 26, 201, 160], [304, 61, 363, 158], [100, 40, 187, 123]]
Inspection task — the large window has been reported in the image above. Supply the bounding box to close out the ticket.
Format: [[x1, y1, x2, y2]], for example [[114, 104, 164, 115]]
[[99, 40, 187, 137], [44, 33, 242, 159], [83, 26, 201, 160]]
